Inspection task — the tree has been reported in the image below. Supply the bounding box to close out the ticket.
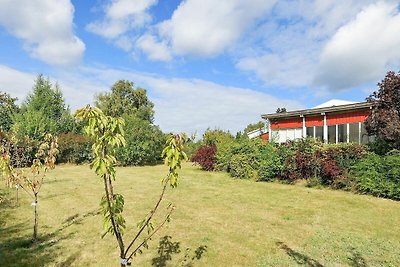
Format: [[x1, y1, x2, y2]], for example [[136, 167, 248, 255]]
[[95, 80, 163, 165], [12, 75, 75, 139], [0, 134, 58, 241], [75, 105, 187, 266], [276, 107, 287, 113], [0, 91, 19, 132], [95, 80, 155, 123], [365, 71, 400, 149], [244, 121, 265, 134]]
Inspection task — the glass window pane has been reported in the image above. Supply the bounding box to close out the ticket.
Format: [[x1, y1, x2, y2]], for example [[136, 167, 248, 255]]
[[306, 127, 314, 138], [328, 125, 336, 144], [349, 123, 359, 143], [338, 124, 347, 143], [287, 129, 295, 141], [295, 128, 303, 139], [279, 129, 287, 143], [361, 122, 370, 144], [315, 126, 324, 141]]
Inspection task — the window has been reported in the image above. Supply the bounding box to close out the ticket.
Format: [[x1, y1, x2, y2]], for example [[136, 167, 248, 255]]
[[306, 127, 314, 138], [328, 125, 336, 144], [361, 122, 371, 144], [278, 129, 287, 143], [315, 126, 324, 141], [349, 123, 359, 143], [286, 129, 295, 141], [338, 124, 347, 143], [294, 128, 303, 139]]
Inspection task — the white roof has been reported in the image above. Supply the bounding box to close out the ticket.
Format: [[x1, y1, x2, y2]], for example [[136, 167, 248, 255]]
[[312, 99, 356, 109]]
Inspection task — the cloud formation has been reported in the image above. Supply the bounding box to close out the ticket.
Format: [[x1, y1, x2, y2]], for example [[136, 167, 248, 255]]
[[0, 0, 85, 66], [86, 0, 157, 39], [156, 0, 276, 57], [0, 64, 303, 134], [315, 1, 400, 90]]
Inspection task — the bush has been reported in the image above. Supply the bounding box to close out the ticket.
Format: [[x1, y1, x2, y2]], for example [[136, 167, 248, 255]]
[[227, 138, 267, 179], [352, 150, 400, 200], [57, 133, 93, 164], [0, 133, 36, 167], [229, 153, 258, 179], [116, 116, 165, 166], [191, 145, 216, 171]]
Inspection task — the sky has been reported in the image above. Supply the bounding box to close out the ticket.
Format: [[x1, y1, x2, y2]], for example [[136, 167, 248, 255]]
[[0, 0, 399, 135]]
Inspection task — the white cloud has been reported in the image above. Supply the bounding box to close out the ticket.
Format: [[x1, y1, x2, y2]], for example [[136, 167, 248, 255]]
[[136, 34, 171, 61], [0, 65, 36, 102], [0, 0, 85, 66], [86, 0, 157, 39], [0, 64, 303, 134], [155, 0, 276, 57], [234, 0, 383, 88], [315, 1, 400, 90]]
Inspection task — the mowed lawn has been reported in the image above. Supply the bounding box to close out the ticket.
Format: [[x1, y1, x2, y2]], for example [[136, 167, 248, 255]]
[[1, 163, 400, 267]]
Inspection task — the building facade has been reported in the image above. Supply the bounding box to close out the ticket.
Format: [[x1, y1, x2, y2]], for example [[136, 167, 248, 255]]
[[261, 100, 374, 144]]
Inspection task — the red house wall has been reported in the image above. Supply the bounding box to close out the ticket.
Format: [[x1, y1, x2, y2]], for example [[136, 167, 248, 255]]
[[270, 117, 302, 129], [270, 109, 370, 130], [305, 116, 324, 127], [326, 110, 370, 125]]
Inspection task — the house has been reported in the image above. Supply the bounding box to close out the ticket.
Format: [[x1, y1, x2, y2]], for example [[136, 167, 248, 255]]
[[261, 99, 374, 144]]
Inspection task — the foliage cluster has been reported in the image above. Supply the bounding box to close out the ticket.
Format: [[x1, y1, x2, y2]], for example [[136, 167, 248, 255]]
[[191, 144, 216, 171], [365, 71, 400, 150], [1, 76, 166, 166], [95, 80, 165, 166], [352, 150, 400, 200], [57, 133, 93, 164]]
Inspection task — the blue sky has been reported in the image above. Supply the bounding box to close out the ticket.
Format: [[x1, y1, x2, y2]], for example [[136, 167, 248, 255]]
[[0, 0, 399, 135]]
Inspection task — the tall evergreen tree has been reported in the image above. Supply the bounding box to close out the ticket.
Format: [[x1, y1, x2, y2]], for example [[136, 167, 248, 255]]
[[12, 75, 74, 140]]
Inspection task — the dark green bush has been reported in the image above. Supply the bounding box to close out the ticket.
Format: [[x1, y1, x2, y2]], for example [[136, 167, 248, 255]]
[[116, 116, 165, 166], [58, 133, 93, 164], [227, 138, 263, 179], [352, 150, 400, 200]]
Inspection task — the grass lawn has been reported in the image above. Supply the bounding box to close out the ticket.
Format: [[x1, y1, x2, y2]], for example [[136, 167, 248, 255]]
[[1, 163, 400, 266]]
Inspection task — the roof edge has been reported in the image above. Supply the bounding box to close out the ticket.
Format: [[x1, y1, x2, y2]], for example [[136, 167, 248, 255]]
[[262, 102, 372, 120]]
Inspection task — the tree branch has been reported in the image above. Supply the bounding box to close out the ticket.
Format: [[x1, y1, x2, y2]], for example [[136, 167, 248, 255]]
[[126, 205, 174, 261], [124, 175, 170, 256]]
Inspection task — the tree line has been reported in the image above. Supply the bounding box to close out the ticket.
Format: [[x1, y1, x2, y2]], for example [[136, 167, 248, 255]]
[[0, 75, 166, 166]]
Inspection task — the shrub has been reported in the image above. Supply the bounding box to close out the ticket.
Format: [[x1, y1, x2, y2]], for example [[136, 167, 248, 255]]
[[116, 116, 165, 166], [229, 153, 258, 179], [191, 145, 216, 171], [352, 150, 400, 200], [0, 133, 36, 168], [227, 138, 271, 180], [57, 133, 93, 164], [257, 143, 283, 181], [279, 138, 321, 181]]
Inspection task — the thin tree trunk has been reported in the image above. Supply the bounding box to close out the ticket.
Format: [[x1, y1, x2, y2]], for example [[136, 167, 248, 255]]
[[33, 193, 38, 242]]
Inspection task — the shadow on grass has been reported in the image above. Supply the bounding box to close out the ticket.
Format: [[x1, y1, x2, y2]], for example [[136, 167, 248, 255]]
[[151, 235, 207, 267], [348, 248, 368, 267], [276, 241, 324, 267], [0, 188, 99, 267]]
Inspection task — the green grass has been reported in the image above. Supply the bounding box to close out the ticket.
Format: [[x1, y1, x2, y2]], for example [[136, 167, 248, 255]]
[[1, 163, 400, 266]]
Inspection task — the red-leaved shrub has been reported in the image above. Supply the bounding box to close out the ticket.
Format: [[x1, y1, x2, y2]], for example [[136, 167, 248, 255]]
[[191, 144, 216, 171]]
